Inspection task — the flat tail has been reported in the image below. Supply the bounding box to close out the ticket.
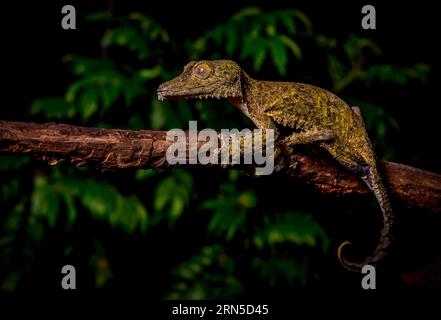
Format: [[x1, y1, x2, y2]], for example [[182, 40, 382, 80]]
[[337, 165, 393, 272]]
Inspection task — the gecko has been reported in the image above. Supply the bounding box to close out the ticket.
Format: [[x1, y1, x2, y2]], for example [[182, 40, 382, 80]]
[[157, 59, 393, 272]]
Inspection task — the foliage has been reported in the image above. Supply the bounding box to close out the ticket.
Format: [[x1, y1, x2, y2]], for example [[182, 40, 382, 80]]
[[192, 7, 311, 74], [0, 5, 429, 293], [153, 170, 193, 226], [167, 245, 244, 299], [253, 212, 329, 252], [31, 173, 149, 233]]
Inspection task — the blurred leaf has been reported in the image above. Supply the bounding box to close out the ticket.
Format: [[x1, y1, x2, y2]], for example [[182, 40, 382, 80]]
[[327, 54, 347, 89], [29, 174, 149, 234], [31, 175, 60, 228], [316, 34, 337, 48], [201, 183, 256, 240], [289, 9, 312, 34], [138, 66, 161, 80], [63, 56, 148, 120], [254, 212, 329, 252], [252, 41, 267, 71], [237, 190, 257, 209], [279, 13, 296, 34], [225, 25, 238, 57], [252, 256, 308, 286], [85, 11, 113, 22], [362, 63, 430, 85], [102, 26, 150, 60], [150, 98, 168, 130], [79, 88, 99, 120], [62, 193, 77, 230], [90, 241, 113, 288], [167, 245, 243, 299], [1, 271, 21, 292], [135, 169, 156, 181], [194, 7, 309, 73], [344, 34, 381, 64], [31, 98, 75, 119], [269, 36, 288, 75], [0, 155, 29, 171], [231, 7, 262, 20], [129, 12, 170, 43], [0, 178, 19, 202], [279, 35, 302, 60], [153, 170, 193, 225]]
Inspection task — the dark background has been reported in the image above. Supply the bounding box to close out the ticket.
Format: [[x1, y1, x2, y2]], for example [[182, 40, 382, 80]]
[[0, 0, 440, 296]]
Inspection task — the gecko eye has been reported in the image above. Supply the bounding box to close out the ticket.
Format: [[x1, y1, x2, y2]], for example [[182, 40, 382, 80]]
[[194, 63, 212, 79]]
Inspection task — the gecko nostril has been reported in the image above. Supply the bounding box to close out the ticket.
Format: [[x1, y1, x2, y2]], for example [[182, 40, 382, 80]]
[[157, 83, 170, 93]]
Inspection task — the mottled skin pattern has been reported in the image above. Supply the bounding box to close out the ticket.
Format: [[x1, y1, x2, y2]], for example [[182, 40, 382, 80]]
[[158, 59, 393, 272]]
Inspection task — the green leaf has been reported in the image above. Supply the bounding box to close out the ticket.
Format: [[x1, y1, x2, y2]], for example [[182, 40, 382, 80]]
[[102, 26, 149, 60], [153, 178, 172, 211], [167, 245, 243, 299], [138, 66, 161, 80], [135, 169, 156, 181], [252, 256, 308, 286], [171, 196, 185, 220], [231, 7, 262, 21], [237, 190, 257, 209], [362, 64, 430, 86], [343, 34, 381, 66], [315, 34, 337, 48], [122, 76, 145, 106], [150, 98, 168, 130], [279, 13, 296, 34], [85, 11, 113, 22], [327, 54, 347, 87], [50, 176, 149, 233], [31, 98, 75, 119], [269, 37, 288, 75], [209, 26, 224, 46], [0, 155, 29, 171], [290, 10, 312, 34], [253, 212, 329, 252], [250, 38, 267, 71], [99, 83, 119, 110], [2, 203, 25, 233], [225, 25, 238, 57], [79, 89, 98, 121], [1, 271, 21, 292], [31, 176, 60, 228], [279, 35, 302, 60], [66, 78, 87, 103], [202, 183, 255, 240], [153, 171, 193, 225], [62, 193, 77, 230], [133, 197, 149, 233]]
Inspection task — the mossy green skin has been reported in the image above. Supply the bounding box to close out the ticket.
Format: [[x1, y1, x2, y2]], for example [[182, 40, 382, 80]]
[[158, 59, 393, 272]]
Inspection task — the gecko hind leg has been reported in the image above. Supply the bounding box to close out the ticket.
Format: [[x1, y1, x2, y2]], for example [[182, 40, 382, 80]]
[[274, 130, 334, 172], [322, 145, 393, 272]]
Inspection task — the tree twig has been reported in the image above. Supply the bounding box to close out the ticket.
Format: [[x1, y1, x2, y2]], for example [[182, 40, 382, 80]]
[[1, 120, 440, 212]]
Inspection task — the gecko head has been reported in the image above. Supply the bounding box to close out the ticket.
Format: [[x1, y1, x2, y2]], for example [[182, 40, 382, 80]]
[[157, 60, 244, 101]]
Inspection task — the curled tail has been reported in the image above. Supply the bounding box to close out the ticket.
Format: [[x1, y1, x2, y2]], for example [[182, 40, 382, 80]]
[[337, 165, 394, 272]]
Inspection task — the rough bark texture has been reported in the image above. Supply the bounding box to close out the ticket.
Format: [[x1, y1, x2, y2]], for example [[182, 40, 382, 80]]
[[1, 120, 440, 212]]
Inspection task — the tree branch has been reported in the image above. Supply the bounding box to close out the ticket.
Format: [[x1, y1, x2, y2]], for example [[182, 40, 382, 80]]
[[1, 120, 440, 212]]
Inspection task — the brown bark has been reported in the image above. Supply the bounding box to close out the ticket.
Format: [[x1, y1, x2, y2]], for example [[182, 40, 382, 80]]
[[1, 120, 440, 212]]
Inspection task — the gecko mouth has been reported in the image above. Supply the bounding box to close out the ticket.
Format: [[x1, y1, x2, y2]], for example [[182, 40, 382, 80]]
[[157, 90, 221, 101], [157, 81, 226, 101]]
